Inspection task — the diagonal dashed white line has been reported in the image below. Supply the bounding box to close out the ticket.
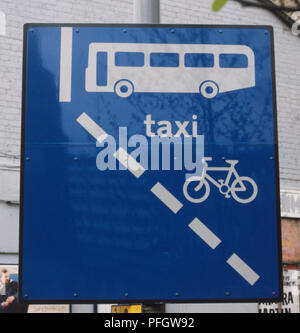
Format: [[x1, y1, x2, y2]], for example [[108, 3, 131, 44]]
[[76, 112, 260, 289], [188, 217, 221, 250], [76, 112, 108, 144], [77, 113, 145, 178], [226, 253, 260, 286], [150, 182, 183, 214], [113, 147, 145, 179]]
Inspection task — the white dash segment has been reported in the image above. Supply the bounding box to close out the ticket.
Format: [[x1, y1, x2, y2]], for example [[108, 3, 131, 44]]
[[76, 112, 108, 144], [227, 253, 260, 286], [113, 147, 145, 179], [188, 217, 221, 250], [59, 27, 73, 102], [150, 182, 183, 214]]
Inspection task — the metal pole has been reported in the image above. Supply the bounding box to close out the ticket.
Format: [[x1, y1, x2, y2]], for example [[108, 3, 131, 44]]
[[134, 0, 160, 24], [132, 1, 162, 314]]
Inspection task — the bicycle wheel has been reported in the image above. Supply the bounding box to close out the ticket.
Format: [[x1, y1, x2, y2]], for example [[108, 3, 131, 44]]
[[231, 176, 258, 204], [183, 179, 210, 203]]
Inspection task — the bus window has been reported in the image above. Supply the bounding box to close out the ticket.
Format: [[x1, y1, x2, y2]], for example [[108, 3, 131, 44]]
[[219, 53, 248, 68], [115, 52, 144, 67], [150, 53, 179, 67], [184, 53, 214, 68]]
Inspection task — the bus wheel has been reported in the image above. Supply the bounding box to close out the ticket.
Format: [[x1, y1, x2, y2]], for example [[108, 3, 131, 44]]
[[114, 80, 134, 98], [200, 81, 219, 99]]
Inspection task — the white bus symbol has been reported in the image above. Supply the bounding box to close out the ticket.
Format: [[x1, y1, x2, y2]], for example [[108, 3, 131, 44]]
[[85, 43, 255, 98]]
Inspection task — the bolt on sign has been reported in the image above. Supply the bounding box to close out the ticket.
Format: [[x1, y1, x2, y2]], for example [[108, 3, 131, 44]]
[[20, 24, 282, 303]]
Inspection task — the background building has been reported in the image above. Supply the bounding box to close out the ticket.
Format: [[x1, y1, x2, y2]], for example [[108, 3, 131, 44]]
[[0, 0, 299, 313]]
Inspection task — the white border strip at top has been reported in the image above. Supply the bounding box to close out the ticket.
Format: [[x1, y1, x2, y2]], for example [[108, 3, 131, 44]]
[[59, 27, 73, 102]]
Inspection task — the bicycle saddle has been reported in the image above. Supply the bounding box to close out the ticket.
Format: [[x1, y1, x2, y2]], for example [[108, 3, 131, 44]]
[[225, 160, 239, 165]]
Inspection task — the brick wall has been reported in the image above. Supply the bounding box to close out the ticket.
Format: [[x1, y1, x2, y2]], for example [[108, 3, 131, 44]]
[[282, 218, 300, 263]]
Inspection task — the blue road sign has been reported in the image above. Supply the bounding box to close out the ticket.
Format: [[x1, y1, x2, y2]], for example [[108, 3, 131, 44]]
[[20, 24, 282, 303]]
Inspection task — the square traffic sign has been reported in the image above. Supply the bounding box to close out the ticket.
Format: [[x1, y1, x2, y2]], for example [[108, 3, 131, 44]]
[[20, 24, 282, 303]]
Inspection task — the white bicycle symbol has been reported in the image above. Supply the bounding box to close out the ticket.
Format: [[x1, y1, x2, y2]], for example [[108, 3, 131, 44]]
[[183, 157, 258, 204]]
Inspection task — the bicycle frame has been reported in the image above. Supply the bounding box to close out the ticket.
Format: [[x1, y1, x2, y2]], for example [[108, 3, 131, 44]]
[[183, 157, 258, 204], [195, 163, 246, 192]]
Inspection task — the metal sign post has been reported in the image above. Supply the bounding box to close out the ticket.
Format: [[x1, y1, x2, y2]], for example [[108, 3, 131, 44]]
[[134, 0, 160, 24]]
